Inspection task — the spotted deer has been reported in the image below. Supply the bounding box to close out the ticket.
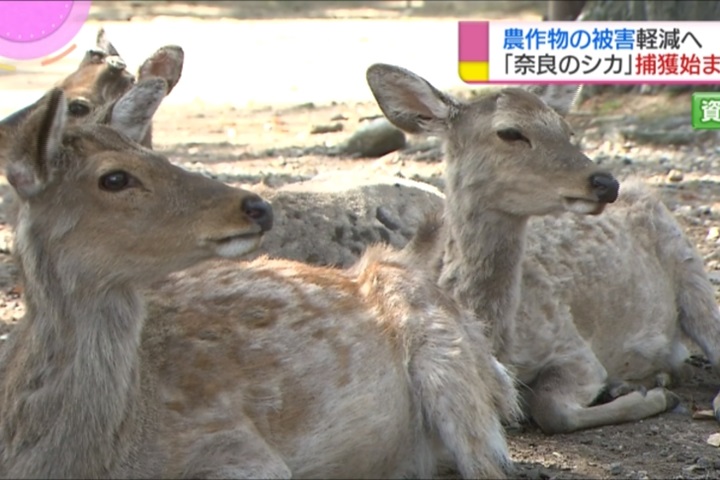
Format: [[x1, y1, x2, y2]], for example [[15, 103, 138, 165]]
[[0, 83, 275, 478], [367, 63, 720, 434], [0, 28, 183, 153], [0, 84, 520, 480]]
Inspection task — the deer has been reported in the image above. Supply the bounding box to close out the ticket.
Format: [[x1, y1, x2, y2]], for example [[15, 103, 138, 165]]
[[0, 81, 277, 478], [0, 80, 521, 480], [129, 61, 628, 478], [366, 63, 720, 434], [0, 29, 184, 232], [0, 28, 183, 154], [134, 228, 519, 479], [124, 67, 625, 478]]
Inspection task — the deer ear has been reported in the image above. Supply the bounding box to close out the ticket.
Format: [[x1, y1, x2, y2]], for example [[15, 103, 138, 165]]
[[96, 27, 120, 56], [109, 78, 168, 143], [138, 45, 184, 95], [524, 84, 583, 117], [366, 63, 460, 135], [6, 89, 67, 199], [0, 98, 43, 162]]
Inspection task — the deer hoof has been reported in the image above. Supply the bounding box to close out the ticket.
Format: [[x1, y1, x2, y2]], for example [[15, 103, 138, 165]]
[[597, 380, 647, 403], [614, 382, 647, 399]]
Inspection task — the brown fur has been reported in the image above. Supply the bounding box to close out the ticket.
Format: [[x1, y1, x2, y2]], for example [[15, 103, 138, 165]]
[[142, 243, 519, 479], [0, 88, 272, 479], [0, 80, 519, 479]]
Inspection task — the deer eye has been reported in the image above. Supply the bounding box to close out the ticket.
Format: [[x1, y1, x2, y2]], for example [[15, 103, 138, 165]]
[[99, 171, 132, 192], [68, 100, 91, 117], [497, 128, 530, 145]]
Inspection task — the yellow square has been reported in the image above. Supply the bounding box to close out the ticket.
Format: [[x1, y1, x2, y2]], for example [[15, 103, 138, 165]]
[[459, 61, 489, 82]]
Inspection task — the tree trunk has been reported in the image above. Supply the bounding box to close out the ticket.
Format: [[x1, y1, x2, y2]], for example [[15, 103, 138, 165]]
[[576, 0, 720, 96]]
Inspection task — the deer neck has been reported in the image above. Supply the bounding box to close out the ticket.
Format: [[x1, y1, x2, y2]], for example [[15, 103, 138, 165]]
[[0, 225, 146, 477], [438, 184, 528, 363]]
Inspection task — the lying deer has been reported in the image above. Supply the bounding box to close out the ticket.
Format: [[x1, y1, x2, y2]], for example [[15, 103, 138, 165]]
[[139, 225, 520, 478], [0, 81, 274, 478], [130, 63, 627, 477], [0, 78, 521, 479], [366, 63, 720, 433], [0, 28, 183, 153], [134, 66, 623, 477]]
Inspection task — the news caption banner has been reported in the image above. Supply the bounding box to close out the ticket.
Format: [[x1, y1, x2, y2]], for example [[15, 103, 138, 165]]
[[458, 21, 720, 130]]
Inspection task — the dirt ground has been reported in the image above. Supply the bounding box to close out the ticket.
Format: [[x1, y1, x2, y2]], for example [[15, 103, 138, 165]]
[[1, 1, 720, 479]]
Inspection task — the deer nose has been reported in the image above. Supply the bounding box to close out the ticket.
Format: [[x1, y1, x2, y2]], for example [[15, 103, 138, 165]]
[[241, 195, 273, 233], [589, 172, 619, 203]]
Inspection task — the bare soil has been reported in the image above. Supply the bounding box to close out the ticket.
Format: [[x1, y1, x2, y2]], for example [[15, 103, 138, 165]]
[[1, 2, 719, 479]]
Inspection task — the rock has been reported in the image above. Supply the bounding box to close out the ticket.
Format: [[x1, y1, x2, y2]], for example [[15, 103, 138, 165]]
[[706, 227, 720, 242], [339, 118, 406, 158], [667, 169, 684, 183], [286, 102, 315, 111], [0, 233, 11, 255], [691, 409, 716, 420], [683, 464, 705, 474], [707, 432, 720, 447], [609, 462, 623, 476], [619, 115, 717, 146], [521, 467, 550, 480], [693, 457, 712, 470], [310, 123, 344, 135], [247, 171, 445, 268]]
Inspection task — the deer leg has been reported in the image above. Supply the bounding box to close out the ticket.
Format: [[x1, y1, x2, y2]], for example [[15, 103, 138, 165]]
[[409, 318, 515, 479], [529, 362, 680, 434], [713, 390, 720, 423], [569, 388, 679, 431], [181, 425, 291, 479]]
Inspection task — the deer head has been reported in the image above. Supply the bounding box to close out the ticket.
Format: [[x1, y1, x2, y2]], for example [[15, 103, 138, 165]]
[[7, 82, 272, 286], [366, 64, 618, 217]]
